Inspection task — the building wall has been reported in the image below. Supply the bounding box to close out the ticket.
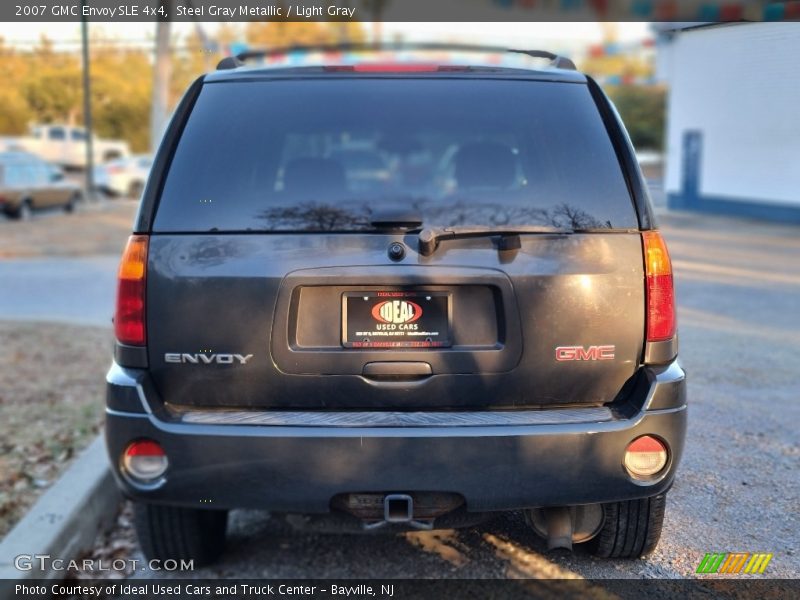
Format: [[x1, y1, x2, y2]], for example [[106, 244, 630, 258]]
[[665, 23, 800, 221]]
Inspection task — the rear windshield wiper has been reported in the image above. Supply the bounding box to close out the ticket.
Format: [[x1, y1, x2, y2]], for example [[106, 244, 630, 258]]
[[418, 225, 572, 256]]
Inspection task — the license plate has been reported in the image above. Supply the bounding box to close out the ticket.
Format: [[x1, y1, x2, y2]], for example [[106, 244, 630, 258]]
[[342, 291, 452, 349]]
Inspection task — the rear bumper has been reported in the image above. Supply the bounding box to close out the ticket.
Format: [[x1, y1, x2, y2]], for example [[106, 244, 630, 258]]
[[105, 362, 687, 513]]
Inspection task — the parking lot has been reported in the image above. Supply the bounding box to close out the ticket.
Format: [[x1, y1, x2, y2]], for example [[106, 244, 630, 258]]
[[1, 203, 798, 580]]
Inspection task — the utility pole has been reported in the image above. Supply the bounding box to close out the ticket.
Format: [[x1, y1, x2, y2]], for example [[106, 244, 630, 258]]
[[151, 1, 172, 153], [81, 0, 95, 202], [362, 0, 388, 43]]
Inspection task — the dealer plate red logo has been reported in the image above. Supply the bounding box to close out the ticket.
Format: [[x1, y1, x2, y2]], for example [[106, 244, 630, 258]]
[[371, 300, 423, 325]]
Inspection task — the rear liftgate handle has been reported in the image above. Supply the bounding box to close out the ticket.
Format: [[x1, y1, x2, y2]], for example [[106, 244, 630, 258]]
[[361, 361, 433, 381]]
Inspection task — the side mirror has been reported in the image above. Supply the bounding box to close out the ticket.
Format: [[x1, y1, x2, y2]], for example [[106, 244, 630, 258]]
[[50, 170, 64, 182]]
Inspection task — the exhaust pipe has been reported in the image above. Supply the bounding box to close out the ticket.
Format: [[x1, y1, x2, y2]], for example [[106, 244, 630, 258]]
[[526, 504, 604, 551], [542, 506, 573, 551]]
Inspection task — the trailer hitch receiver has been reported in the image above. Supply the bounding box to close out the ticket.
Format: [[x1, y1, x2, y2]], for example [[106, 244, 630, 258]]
[[385, 494, 414, 522], [363, 494, 434, 530]]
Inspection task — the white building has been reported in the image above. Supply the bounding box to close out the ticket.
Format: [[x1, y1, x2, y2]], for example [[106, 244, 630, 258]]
[[657, 22, 800, 223]]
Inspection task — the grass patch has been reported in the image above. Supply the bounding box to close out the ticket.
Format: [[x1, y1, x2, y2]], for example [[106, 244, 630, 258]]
[[0, 321, 111, 538]]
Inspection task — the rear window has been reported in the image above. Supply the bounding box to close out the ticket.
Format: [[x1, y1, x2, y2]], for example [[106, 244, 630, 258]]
[[48, 127, 66, 141], [154, 79, 636, 232], [1, 163, 28, 186]]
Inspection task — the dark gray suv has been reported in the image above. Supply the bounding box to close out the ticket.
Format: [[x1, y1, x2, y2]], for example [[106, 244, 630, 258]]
[[106, 45, 686, 566]]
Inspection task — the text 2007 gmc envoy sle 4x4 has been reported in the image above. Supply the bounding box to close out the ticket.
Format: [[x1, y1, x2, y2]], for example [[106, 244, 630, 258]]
[[106, 45, 686, 565]]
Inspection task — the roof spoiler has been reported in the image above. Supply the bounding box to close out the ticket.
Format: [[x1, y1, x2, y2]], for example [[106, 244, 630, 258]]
[[216, 42, 576, 71]]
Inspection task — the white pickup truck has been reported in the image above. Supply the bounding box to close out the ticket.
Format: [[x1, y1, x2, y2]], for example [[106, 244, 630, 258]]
[[0, 124, 130, 169]]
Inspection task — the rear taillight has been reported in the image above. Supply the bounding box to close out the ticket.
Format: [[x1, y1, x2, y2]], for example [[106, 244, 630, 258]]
[[115, 235, 148, 345], [643, 231, 676, 342], [325, 64, 467, 73]]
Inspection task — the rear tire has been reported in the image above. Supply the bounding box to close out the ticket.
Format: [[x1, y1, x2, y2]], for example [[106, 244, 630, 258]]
[[583, 494, 666, 558], [11, 199, 33, 221], [64, 193, 79, 213], [133, 502, 228, 567]]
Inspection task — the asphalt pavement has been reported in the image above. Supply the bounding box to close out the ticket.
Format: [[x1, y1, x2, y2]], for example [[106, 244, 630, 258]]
[[0, 256, 118, 326], [0, 200, 132, 325]]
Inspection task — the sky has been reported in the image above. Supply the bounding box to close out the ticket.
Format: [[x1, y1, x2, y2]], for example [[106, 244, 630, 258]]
[[0, 22, 652, 52]]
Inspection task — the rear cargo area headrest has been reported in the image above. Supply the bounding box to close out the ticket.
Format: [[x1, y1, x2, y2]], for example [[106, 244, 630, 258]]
[[454, 141, 516, 189]]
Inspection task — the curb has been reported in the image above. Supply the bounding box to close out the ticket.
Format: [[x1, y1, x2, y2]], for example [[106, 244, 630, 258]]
[[0, 435, 121, 588]]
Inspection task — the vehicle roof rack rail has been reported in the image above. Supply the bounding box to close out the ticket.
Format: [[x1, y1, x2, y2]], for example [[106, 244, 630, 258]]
[[216, 42, 576, 71]]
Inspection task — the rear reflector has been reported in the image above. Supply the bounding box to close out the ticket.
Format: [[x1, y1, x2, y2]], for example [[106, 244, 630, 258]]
[[115, 235, 148, 346], [624, 435, 668, 479], [122, 439, 167, 482], [642, 231, 676, 342]]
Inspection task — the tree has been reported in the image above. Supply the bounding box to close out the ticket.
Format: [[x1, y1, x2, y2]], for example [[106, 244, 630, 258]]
[[606, 85, 667, 151], [0, 88, 31, 134], [151, 1, 172, 152], [0, 41, 33, 133], [91, 48, 152, 151], [169, 24, 244, 97], [20, 37, 82, 125], [0, 34, 154, 152], [0, 22, 368, 154]]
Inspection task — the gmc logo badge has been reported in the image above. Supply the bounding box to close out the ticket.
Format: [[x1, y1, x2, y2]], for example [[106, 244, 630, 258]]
[[555, 345, 616, 361]]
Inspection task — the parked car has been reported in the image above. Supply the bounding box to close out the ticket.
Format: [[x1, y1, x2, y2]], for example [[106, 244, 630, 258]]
[[106, 45, 685, 566], [0, 152, 82, 219], [94, 155, 152, 198], [1, 124, 129, 169]]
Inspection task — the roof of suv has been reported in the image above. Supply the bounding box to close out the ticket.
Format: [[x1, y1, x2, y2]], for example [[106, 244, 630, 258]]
[[0, 151, 40, 163], [205, 64, 587, 84], [204, 44, 587, 84]]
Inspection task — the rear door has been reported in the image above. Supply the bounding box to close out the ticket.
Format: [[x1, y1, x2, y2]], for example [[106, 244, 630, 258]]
[[0, 161, 26, 209], [144, 76, 645, 410], [29, 161, 62, 207], [16, 162, 41, 207]]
